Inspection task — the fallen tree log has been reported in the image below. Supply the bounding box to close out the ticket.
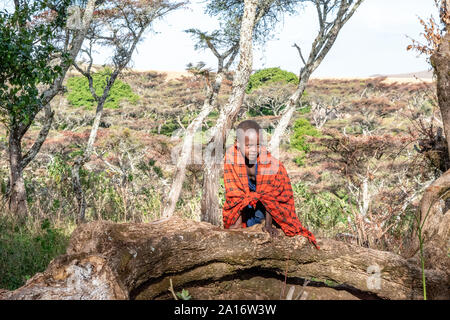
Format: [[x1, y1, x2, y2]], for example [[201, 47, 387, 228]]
[[1, 217, 448, 300]]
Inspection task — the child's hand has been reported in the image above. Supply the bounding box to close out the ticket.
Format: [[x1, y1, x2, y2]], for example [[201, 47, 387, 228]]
[[262, 224, 279, 237], [262, 213, 279, 237]]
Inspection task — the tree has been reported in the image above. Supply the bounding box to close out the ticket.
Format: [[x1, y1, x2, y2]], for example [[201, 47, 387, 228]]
[[246, 67, 299, 93], [310, 96, 342, 128], [268, 0, 364, 153], [404, 0, 450, 276], [200, 0, 304, 225], [313, 129, 417, 247], [244, 81, 296, 116], [200, 0, 268, 225], [71, 0, 183, 223], [161, 21, 240, 218], [0, 0, 97, 220], [430, 2, 450, 156], [162, 0, 300, 220], [407, 0, 449, 154]]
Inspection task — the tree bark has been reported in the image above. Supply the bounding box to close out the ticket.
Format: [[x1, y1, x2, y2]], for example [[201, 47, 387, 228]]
[[1, 217, 448, 300], [431, 31, 450, 158], [201, 160, 223, 226], [268, 73, 308, 154], [387, 28, 450, 298], [405, 169, 450, 273], [402, 26, 450, 274], [7, 127, 28, 220], [201, 0, 259, 225]]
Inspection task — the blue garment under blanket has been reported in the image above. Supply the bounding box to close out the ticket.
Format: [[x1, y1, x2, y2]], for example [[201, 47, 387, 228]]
[[246, 161, 265, 227]]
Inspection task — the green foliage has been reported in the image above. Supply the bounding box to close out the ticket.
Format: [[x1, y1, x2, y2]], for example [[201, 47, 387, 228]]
[[47, 154, 73, 185], [137, 158, 164, 179], [152, 119, 180, 136], [246, 108, 271, 117], [294, 154, 306, 167], [66, 68, 139, 110], [308, 277, 340, 288], [176, 288, 192, 300], [290, 118, 319, 155], [298, 103, 311, 114], [292, 182, 350, 236], [205, 0, 298, 45], [208, 110, 219, 118], [0, 1, 71, 126], [247, 67, 299, 93], [57, 152, 162, 222], [0, 216, 69, 290]]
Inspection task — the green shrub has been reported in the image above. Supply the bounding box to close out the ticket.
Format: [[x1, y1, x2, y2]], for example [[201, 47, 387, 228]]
[[298, 103, 311, 114], [292, 182, 350, 237], [137, 158, 164, 178], [0, 217, 69, 290], [247, 67, 299, 93], [290, 118, 319, 154], [66, 67, 139, 110], [177, 289, 192, 300], [152, 119, 180, 136], [294, 154, 306, 166]]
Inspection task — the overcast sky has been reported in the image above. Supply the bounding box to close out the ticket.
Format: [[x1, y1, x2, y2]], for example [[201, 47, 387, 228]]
[[127, 0, 437, 77], [1, 0, 438, 77]]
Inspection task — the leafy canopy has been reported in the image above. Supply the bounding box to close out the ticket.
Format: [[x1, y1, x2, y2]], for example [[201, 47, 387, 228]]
[[247, 67, 299, 93], [0, 0, 72, 127], [66, 68, 139, 110], [205, 0, 304, 45]]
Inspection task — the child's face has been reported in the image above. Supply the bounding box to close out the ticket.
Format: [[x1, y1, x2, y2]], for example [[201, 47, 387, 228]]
[[238, 129, 260, 163]]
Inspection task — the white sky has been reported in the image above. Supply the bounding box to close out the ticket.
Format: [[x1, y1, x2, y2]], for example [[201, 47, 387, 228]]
[[0, 0, 439, 77], [127, 0, 438, 77]]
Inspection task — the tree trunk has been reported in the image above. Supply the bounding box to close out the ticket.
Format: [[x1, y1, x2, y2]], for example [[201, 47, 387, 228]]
[[400, 31, 450, 275], [201, 160, 222, 226], [72, 157, 87, 225], [268, 73, 309, 154], [403, 163, 450, 275], [1, 217, 448, 300], [201, 0, 259, 225], [431, 31, 450, 158], [163, 73, 224, 218], [71, 54, 130, 223], [72, 99, 107, 224], [7, 128, 28, 220]]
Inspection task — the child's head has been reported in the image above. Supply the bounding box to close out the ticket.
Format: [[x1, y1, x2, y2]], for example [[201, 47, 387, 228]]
[[236, 120, 262, 163]]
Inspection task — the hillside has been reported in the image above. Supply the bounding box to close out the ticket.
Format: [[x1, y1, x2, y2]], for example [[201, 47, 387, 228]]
[[370, 69, 433, 79]]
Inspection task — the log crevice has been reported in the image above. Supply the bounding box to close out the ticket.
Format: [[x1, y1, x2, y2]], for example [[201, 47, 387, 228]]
[[147, 267, 385, 300]]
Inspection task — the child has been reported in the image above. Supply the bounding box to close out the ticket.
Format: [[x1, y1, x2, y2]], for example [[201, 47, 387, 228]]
[[222, 120, 319, 248]]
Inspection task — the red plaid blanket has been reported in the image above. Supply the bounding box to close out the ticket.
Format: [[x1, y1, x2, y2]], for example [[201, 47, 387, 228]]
[[222, 142, 319, 249]]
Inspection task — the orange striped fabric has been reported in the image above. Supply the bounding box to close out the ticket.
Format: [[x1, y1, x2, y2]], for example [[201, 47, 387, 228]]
[[222, 142, 319, 249]]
